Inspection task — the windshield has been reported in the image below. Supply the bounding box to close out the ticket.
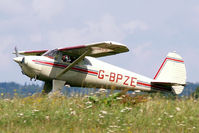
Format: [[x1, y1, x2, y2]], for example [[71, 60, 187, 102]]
[[42, 49, 59, 59]]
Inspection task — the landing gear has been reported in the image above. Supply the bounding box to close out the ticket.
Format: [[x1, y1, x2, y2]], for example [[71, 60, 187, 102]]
[[43, 81, 53, 94], [42, 80, 66, 95]]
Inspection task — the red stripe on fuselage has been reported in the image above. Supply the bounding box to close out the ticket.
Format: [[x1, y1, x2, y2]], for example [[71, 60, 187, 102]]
[[153, 57, 184, 80], [32, 60, 98, 75], [137, 82, 151, 87]]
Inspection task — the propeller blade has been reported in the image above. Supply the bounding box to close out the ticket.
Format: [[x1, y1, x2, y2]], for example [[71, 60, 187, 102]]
[[14, 46, 19, 57]]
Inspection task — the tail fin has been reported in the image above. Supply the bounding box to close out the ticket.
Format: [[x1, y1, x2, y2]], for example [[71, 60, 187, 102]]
[[152, 52, 186, 94]]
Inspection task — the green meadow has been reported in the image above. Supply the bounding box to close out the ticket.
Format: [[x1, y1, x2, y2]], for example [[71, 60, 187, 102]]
[[0, 93, 199, 133]]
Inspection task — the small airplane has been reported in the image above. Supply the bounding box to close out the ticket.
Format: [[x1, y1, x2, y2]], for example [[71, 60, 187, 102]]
[[13, 41, 186, 95]]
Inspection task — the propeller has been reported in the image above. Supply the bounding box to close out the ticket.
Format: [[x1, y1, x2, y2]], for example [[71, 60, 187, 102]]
[[14, 46, 19, 57]]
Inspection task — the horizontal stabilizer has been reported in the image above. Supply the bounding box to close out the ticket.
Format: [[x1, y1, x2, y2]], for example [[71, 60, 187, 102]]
[[151, 81, 185, 94], [151, 81, 185, 86]]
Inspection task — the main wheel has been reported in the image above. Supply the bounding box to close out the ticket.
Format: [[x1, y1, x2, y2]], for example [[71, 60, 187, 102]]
[[42, 81, 53, 94]]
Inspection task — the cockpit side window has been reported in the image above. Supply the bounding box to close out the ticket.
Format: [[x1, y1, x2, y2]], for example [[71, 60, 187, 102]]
[[61, 54, 77, 63], [61, 55, 92, 66], [62, 55, 71, 63], [43, 49, 59, 59], [43, 50, 92, 66]]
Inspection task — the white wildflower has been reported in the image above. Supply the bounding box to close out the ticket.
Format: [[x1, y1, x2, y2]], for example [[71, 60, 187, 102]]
[[108, 129, 114, 133], [164, 112, 168, 115], [169, 115, 174, 118], [116, 97, 123, 100], [125, 107, 132, 111], [45, 116, 50, 120], [121, 109, 125, 113], [121, 107, 132, 113], [109, 125, 118, 128], [176, 107, 181, 112], [85, 105, 92, 109], [179, 124, 184, 126], [4, 99, 10, 102], [85, 101, 92, 105], [70, 111, 76, 115], [18, 113, 24, 116], [69, 102, 73, 105], [32, 109, 39, 112], [99, 114, 104, 118], [100, 110, 108, 115]]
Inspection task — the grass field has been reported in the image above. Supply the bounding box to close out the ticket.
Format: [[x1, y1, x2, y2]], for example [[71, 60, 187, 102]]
[[0, 92, 199, 133]]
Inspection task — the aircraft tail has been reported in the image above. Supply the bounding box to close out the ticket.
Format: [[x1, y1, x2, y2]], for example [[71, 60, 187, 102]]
[[152, 52, 186, 95]]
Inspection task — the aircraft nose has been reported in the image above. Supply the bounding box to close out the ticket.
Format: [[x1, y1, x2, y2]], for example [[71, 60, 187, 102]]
[[13, 57, 23, 63]]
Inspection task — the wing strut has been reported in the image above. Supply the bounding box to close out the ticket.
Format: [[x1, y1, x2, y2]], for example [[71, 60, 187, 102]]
[[55, 49, 90, 79]]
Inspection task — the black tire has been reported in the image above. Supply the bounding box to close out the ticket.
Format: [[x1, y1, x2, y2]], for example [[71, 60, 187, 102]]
[[42, 81, 52, 94]]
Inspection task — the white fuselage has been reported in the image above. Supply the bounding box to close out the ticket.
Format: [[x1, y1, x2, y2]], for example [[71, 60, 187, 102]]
[[17, 56, 155, 92]]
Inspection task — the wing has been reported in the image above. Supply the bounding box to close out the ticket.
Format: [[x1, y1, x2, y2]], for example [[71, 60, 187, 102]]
[[17, 50, 48, 56], [59, 41, 129, 57], [16, 41, 129, 57], [55, 41, 129, 79]]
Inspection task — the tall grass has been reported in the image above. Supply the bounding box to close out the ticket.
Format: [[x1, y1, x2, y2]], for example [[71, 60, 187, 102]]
[[0, 93, 198, 133]]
